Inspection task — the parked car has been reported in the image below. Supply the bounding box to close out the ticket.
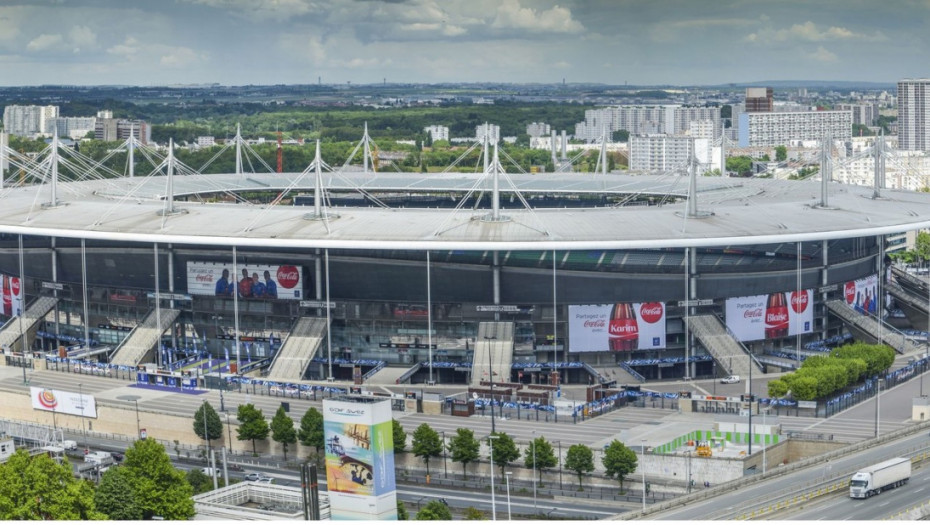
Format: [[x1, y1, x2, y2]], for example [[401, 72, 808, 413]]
[[111, 452, 124, 462], [720, 375, 741, 384], [243, 472, 261, 481], [256, 476, 274, 484]]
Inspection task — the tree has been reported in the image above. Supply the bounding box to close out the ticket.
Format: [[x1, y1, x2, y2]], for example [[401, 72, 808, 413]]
[[489, 432, 520, 481], [612, 129, 630, 142], [602, 440, 638, 493], [237, 403, 270, 456], [121, 438, 195, 520], [271, 405, 297, 461], [448, 428, 480, 479], [396, 499, 409, 520], [185, 468, 225, 495], [564, 444, 595, 490], [95, 467, 142, 520], [298, 407, 325, 457], [464, 506, 485, 520], [411, 423, 442, 476], [917, 231, 930, 264], [524, 436, 558, 484], [415, 500, 452, 520], [774, 145, 787, 162], [0, 449, 105, 520], [726, 156, 753, 177], [392, 419, 407, 453], [193, 401, 223, 454]]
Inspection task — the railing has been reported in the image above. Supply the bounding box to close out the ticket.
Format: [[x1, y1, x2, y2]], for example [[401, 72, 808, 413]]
[[713, 312, 766, 373], [361, 360, 387, 381], [581, 362, 611, 384], [395, 363, 422, 384], [618, 361, 646, 382]]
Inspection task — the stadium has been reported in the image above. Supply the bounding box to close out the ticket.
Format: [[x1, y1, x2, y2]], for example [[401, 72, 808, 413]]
[[0, 130, 928, 392]]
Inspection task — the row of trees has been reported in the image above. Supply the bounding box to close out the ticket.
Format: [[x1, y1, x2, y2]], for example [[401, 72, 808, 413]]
[[767, 343, 896, 400], [0, 438, 195, 520], [408, 423, 638, 492]]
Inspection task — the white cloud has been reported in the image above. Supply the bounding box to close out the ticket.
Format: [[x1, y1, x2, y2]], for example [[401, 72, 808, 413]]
[[184, 0, 318, 21], [746, 21, 886, 44], [159, 46, 207, 67], [68, 25, 97, 48], [26, 33, 63, 52], [491, 0, 583, 33], [107, 37, 139, 57], [807, 45, 838, 63]]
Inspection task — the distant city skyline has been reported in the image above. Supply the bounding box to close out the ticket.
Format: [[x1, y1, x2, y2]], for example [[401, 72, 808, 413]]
[[0, 0, 927, 87]]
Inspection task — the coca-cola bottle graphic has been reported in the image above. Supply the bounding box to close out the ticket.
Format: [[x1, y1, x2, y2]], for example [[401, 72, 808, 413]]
[[764, 292, 789, 339], [1, 276, 10, 317], [608, 303, 639, 351]]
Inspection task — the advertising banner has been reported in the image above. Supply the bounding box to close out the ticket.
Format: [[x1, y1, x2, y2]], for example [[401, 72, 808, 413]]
[[844, 274, 878, 315], [30, 387, 97, 418], [568, 303, 666, 352], [323, 398, 397, 520], [186, 261, 303, 300], [725, 289, 814, 342], [0, 273, 24, 317]]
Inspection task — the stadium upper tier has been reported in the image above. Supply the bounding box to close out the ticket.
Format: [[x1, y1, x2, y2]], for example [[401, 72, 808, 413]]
[[0, 170, 928, 250]]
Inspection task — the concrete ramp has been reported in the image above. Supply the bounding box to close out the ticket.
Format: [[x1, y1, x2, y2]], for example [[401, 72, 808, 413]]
[[688, 315, 764, 377], [0, 296, 58, 350], [825, 299, 919, 355], [471, 322, 514, 386], [110, 309, 180, 366], [266, 317, 327, 381], [366, 365, 415, 385]]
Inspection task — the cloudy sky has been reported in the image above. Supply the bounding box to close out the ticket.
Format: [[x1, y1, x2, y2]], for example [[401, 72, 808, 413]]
[[0, 0, 927, 86]]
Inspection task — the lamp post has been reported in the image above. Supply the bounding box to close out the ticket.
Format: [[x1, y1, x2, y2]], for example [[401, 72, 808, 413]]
[[641, 439, 647, 512], [442, 430, 447, 478], [225, 412, 232, 453], [78, 383, 87, 452], [117, 395, 142, 440], [531, 430, 537, 513], [488, 434, 498, 521], [505, 471, 512, 521], [875, 377, 883, 438], [748, 350, 752, 455], [484, 335, 498, 433], [686, 450, 692, 493]]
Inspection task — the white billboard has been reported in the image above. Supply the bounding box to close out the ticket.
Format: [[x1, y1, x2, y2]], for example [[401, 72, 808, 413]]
[[568, 303, 666, 353], [844, 274, 878, 315], [0, 273, 24, 318], [186, 261, 304, 300], [725, 289, 814, 342], [30, 387, 97, 418]]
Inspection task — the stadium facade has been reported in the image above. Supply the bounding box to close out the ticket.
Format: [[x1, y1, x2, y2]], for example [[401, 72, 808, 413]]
[[0, 134, 925, 385]]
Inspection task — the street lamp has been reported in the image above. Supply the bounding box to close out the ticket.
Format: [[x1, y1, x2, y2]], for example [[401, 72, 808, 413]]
[[875, 377, 883, 438], [505, 471, 512, 520], [488, 434, 499, 521], [225, 412, 232, 452], [442, 430, 448, 478], [78, 383, 87, 452], [762, 389, 791, 476], [484, 336, 498, 433], [531, 430, 537, 513], [117, 395, 142, 440], [641, 439, 647, 512]]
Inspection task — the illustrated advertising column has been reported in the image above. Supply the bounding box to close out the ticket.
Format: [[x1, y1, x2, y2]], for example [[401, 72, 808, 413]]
[[323, 397, 397, 520], [843, 274, 878, 315]]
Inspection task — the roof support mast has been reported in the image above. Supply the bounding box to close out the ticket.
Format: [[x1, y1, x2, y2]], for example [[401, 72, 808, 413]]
[[492, 143, 501, 221], [235, 123, 242, 176], [363, 122, 371, 174], [128, 124, 135, 178], [599, 129, 608, 176], [1, 131, 8, 190], [873, 130, 884, 199], [820, 133, 831, 208], [49, 130, 60, 207], [314, 140, 323, 219], [165, 139, 176, 214]]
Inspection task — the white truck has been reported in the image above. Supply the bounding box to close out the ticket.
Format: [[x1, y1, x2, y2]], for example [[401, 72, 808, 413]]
[[849, 457, 911, 498]]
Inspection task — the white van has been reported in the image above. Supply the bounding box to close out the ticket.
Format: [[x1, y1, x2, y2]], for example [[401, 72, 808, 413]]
[[62, 440, 77, 451]]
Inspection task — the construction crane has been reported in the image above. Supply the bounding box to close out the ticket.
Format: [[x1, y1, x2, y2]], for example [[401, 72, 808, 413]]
[[276, 131, 283, 173]]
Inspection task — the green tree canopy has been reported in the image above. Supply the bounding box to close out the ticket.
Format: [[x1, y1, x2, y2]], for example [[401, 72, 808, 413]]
[[392, 419, 407, 453], [464, 506, 485, 520], [186, 468, 225, 495], [0, 449, 104, 520], [448, 428, 480, 479], [564, 444, 595, 490], [193, 401, 224, 453], [121, 438, 195, 520], [602, 440, 638, 492], [271, 405, 297, 461], [774, 145, 788, 162], [415, 500, 452, 520], [524, 436, 558, 483], [298, 407, 325, 457], [489, 432, 521, 480], [411, 423, 442, 476], [95, 466, 142, 520], [396, 499, 409, 520], [237, 403, 270, 456]]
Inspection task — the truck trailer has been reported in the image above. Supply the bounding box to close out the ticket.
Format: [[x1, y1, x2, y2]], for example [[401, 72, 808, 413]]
[[849, 457, 911, 499]]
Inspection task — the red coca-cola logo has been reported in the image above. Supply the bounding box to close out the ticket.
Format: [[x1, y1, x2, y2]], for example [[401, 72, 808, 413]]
[[844, 281, 855, 304], [276, 266, 300, 289], [639, 302, 663, 324], [744, 308, 763, 319], [584, 320, 606, 328], [790, 290, 809, 313], [609, 319, 638, 340], [10, 278, 19, 297]]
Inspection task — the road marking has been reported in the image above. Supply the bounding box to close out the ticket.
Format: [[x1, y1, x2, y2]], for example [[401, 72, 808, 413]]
[[915, 487, 926, 493], [879, 500, 891, 507]]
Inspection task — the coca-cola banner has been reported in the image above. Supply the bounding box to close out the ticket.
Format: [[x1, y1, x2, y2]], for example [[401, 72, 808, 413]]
[[0, 273, 24, 317], [568, 303, 667, 352], [724, 289, 814, 342], [843, 274, 878, 315], [186, 261, 304, 300]]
